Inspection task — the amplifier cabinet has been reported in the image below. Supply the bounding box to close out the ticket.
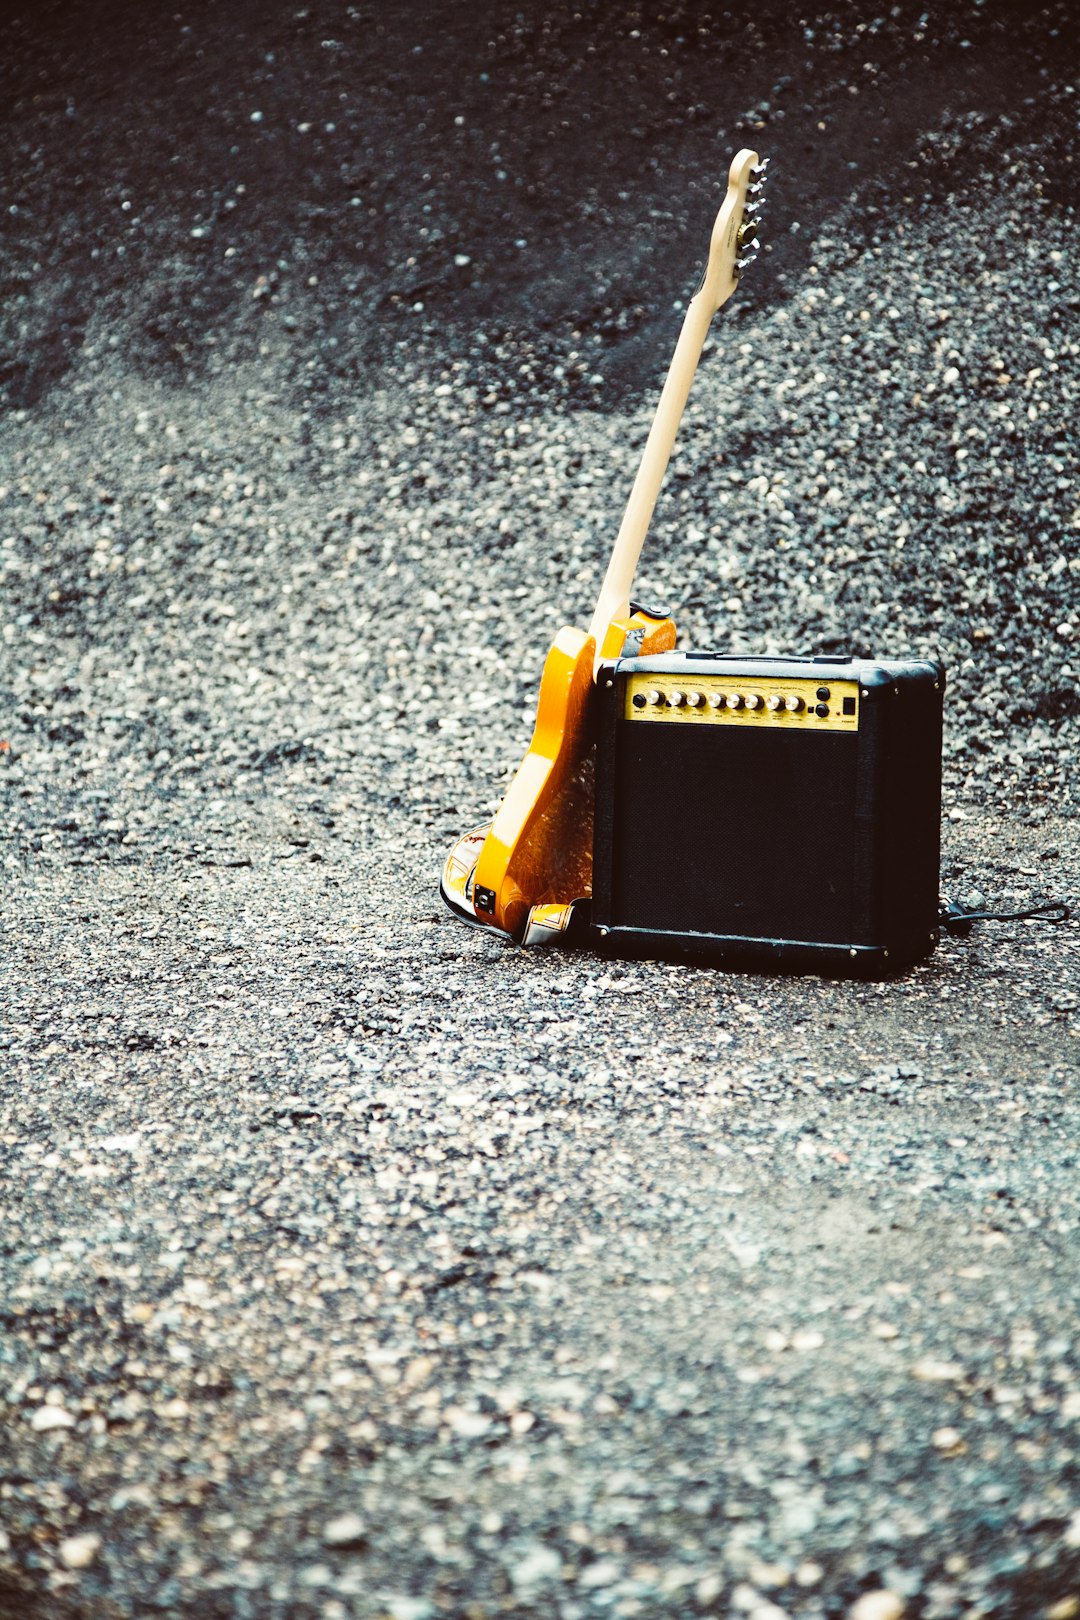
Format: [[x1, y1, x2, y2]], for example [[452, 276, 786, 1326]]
[[592, 653, 945, 975]]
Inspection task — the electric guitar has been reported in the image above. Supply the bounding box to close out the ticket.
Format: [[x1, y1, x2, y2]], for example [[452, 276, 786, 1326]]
[[442, 148, 767, 941]]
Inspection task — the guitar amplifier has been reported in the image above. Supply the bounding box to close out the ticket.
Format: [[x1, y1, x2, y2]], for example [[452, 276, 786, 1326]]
[[592, 652, 945, 974]]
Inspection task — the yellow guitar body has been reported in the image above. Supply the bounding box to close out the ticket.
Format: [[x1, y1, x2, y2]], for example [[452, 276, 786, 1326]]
[[471, 610, 676, 938]]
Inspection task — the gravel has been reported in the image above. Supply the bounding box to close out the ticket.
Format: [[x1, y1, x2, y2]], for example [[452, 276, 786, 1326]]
[[1, 3, 1078, 1618]]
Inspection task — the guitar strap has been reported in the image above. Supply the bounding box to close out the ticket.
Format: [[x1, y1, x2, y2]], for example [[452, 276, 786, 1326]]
[[522, 897, 593, 946]]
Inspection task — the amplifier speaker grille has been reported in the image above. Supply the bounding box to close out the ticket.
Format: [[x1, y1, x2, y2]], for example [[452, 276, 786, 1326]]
[[611, 725, 858, 943]]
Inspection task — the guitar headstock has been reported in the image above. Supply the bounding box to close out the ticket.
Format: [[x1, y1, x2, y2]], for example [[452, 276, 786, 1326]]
[[697, 148, 768, 313]]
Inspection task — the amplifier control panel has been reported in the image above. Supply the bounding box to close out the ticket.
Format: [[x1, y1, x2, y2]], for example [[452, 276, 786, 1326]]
[[623, 672, 861, 732]]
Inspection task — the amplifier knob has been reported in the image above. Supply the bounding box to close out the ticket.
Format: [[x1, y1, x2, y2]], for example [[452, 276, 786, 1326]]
[[686, 690, 704, 707], [669, 690, 685, 707], [744, 694, 762, 711], [727, 694, 744, 710], [706, 690, 724, 709], [646, 688, 664, 706], [766, 693, 783, 712], [785, 695, 804, 713]]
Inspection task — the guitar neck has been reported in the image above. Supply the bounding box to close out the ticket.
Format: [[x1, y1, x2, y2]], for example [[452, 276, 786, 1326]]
[[586, 149, 761, 668], [586, 288, 722, 651]]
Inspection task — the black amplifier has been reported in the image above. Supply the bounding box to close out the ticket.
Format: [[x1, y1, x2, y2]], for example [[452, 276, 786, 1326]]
[[592, 652, 945, 974]]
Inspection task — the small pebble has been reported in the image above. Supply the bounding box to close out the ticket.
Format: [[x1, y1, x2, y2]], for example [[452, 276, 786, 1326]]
[[871, 1322, 900, 1340], [382, 1597, 435, 1620], [322, 1512, 366, 1548], [29, 1406, 75, 1432], [511, 1544, 562, 1590], [910, 1358, 964, 1382], [58, 1534, 101, 1570], [848, 1592, 905, 1620]]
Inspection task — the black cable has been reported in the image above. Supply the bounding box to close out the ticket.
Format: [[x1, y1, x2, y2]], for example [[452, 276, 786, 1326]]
[[938, 898, 1071, 936]]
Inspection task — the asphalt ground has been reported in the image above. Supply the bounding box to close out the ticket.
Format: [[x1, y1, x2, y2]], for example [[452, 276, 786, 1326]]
[[1, 3, 1078, 1617]]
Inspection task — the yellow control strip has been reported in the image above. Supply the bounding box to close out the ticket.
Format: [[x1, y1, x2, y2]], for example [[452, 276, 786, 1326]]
[[624, 673, 861, 732]]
